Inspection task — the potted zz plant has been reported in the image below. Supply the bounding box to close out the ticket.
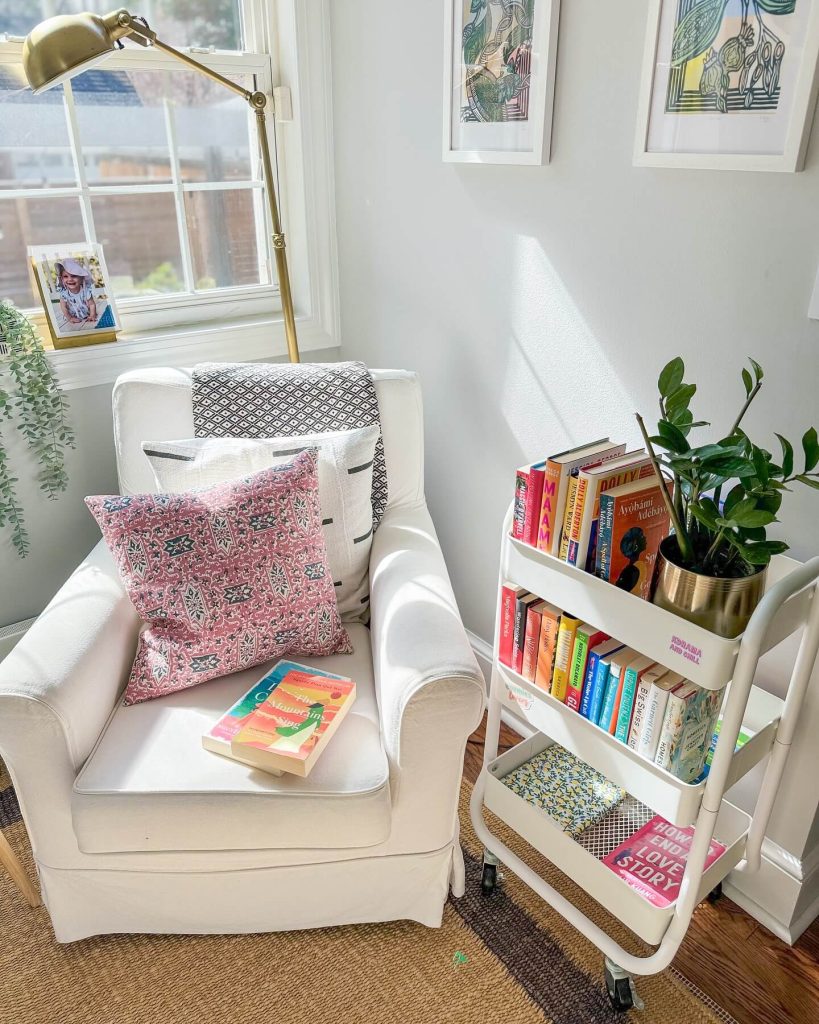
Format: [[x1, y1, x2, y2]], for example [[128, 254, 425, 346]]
[[636, 357, 819, 639]]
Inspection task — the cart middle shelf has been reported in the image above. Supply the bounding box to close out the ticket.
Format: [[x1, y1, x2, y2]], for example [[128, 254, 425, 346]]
[[494, 661, 782, 827]]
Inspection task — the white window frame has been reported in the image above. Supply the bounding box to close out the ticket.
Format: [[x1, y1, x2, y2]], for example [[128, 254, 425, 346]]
[[0, 0, 339, 389]]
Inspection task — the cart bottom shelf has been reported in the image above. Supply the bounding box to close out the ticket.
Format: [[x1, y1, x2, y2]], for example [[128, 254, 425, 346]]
[[483, 734, 751, 946]]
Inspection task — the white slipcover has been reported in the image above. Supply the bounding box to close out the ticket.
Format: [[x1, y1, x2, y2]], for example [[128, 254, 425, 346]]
[[0, 368, 485, 942]]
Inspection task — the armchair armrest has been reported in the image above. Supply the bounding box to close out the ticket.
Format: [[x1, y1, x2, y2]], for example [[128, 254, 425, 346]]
[[369, 502, 485, 773], [0, 541, 140, 865]]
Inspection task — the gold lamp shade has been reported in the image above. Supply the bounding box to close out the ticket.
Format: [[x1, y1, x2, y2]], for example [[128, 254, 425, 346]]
[[23, 11, 126, 94]]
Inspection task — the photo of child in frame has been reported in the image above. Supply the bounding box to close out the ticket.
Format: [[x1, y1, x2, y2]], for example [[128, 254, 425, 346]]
[[29, 244, 120, 347]]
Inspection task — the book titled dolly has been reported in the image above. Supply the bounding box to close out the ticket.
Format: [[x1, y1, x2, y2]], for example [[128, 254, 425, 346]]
[[603, 816, 726, 908], [203, 660, 355, 778]]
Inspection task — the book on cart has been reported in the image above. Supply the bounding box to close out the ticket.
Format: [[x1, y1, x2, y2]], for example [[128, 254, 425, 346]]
[[602, 815, 727, 908], [203, 660, 356, 778]]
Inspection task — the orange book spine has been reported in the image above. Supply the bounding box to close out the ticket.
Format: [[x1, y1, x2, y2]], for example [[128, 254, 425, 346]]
[[520, 604, 543, 683], [534, 607, 561, 692], [558, 476, 579, 561]]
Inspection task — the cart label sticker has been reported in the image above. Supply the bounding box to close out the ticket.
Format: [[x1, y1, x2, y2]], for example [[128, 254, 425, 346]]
[[669, 635, 702, 666]]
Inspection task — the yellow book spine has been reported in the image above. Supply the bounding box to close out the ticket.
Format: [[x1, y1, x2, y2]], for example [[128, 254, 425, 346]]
[[558, 476, 579, 561], [551, 615, 581, 702]]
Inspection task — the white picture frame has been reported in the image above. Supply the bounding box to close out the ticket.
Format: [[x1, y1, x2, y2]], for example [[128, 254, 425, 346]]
[[635, 0, 819, 172], [442, 0, 561, 165]]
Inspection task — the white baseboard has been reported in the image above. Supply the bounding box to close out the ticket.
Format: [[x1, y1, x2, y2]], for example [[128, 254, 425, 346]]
[[0, 617, 35, 661]]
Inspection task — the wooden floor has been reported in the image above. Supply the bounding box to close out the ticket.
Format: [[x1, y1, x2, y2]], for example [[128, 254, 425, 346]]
[[465, 717, 819, 1024]]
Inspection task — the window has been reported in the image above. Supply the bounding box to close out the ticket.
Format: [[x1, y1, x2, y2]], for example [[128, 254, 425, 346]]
[[0, 1, 282, 335]]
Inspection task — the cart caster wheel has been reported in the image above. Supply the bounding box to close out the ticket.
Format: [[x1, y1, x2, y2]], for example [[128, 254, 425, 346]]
[[707, 882, 723, 903], [607, 977, 634, 1013], [481, 862, 498, 894], [604, 960, 641, 1013]]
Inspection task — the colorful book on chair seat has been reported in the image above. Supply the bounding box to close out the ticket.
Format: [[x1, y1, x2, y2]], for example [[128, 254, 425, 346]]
[[230, 666, 355, 778]]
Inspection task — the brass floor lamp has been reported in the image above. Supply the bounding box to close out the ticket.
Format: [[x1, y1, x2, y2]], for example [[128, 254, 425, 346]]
[[23, 8, 300, 363]]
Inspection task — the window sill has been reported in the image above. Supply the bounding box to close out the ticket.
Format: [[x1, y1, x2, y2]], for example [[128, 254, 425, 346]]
[[47, 311, 338, 392]]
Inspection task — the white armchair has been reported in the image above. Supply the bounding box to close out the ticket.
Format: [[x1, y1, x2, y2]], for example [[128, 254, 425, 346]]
[[0, 368, 485, 942]]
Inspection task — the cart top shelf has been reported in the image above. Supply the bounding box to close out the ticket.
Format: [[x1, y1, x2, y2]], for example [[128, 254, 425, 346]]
[[504, 535, 814, 691]]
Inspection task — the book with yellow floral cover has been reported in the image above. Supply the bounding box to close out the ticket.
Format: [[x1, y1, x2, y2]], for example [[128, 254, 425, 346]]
[[229, 665, 355, 778]]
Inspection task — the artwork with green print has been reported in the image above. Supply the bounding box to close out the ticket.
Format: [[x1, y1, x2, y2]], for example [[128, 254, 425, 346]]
[[667, 0, 798, 113], [459, 0, 535, 123]]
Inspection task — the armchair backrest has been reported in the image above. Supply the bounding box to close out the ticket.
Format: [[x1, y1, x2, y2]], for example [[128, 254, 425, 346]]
[[112, 366, 424, 510]]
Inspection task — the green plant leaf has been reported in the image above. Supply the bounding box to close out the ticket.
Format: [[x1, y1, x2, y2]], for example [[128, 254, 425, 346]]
[[749, 357, 764, 383], [722, 483, 746, 517], [795, 475, 819, 490], [657, 420, 691, 454], [658, 357, 685, 398], [700, 455, 757, 477], [773, 434, 793, 478], [802, 427, 819, 472], [742, 367, 753, 397], [666, 383, 696, 415], [690, 501, 719, 530]]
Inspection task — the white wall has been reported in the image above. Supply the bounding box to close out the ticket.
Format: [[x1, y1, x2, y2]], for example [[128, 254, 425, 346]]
[[330, 0, 819, 650]]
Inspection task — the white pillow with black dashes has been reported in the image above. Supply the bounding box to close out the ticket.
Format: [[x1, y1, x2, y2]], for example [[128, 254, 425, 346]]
[[142, 426, 378, 621]]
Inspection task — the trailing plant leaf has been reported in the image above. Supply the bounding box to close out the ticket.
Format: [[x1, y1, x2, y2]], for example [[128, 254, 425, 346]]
[[0, 300, 75, 557]]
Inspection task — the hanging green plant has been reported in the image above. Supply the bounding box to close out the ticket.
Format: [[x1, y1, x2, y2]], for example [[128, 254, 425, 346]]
[[0, 300, 75, 557]]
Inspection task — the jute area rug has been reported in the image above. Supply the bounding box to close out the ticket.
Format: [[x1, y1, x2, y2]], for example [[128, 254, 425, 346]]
[[0, 760, 735, 1024]]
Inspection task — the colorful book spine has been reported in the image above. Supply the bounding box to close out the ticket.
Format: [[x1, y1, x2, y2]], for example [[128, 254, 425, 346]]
[[595, 490, 616, 581], [558, 475, 580, 561], [535, 462, 562, 553], [565, 473, 592, 566], [627, 664, 666, 750], [578, 648, 603, 720], [550, 614, 581, 701], [574, 460, 653, 573], [498, 582, 522, 668], [637, 672, 684, 760], [521, 600, 547, 683], [614, 656, 655, 743], [565, 626, 609, 712], [533, 604, 562, 693], [512, 593, 538, 675], [598, 649, 636, 734], [512, 469, 528, 541], [666, 685, 726, 783], [580, 640, 624, 723], [654, 682, 699, 771], [523, 463, 546, 547]]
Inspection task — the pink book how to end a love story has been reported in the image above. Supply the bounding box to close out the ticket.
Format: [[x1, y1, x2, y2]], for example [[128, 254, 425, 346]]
[[602, 815, 726, 908]]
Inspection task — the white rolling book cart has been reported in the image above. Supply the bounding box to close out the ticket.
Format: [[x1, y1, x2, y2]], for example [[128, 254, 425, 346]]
[[470, 505, 819, 1011]]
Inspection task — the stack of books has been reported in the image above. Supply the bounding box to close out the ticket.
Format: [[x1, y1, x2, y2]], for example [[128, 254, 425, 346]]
[[499, 586, 725, 783], [512, 439, 671, 600]]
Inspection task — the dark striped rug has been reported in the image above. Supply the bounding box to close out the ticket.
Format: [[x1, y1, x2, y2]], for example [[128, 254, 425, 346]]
[[0, 763, 735, 1024]]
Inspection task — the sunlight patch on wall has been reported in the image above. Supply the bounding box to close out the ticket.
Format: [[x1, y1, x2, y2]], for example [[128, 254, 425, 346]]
[[498, 235, 638, 455]]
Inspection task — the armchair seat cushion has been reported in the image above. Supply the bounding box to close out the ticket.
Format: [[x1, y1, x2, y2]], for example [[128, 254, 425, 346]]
[[71, 625, 391, 854]]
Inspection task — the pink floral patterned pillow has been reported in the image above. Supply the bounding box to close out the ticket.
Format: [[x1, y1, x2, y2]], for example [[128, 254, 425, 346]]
[[86, 450, 352, 705]]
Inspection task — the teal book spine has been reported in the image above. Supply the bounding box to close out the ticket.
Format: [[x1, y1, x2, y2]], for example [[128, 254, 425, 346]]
[[578, 650, 602, 720], [614, 665, 639, 742], [593, 663, 618, 729], [596, 664, 619, 729], [595, 492, 615, 578]]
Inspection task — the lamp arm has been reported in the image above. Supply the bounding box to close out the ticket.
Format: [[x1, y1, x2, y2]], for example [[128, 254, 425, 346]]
[[118, 10, 301, 362]]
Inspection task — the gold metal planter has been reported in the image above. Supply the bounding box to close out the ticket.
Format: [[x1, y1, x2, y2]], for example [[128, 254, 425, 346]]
[[652, 537, 767, 639]]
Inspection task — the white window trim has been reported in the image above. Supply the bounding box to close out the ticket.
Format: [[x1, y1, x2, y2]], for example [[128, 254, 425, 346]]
[[0, 0, 340, 391]]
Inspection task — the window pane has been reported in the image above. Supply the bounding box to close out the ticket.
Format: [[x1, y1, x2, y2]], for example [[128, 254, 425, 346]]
[[92, 193, 185, 297], [184, 189, 264, 290], [0, 66, 75, 189], [0, 197, 85, 306], [73, 69, 173, 186], [0, 1, 244, 51], [174, 72, 254, 183]]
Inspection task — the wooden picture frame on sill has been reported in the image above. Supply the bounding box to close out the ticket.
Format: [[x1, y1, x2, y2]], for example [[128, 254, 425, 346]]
[[29, 243, 120, 350], [442, 0, 561, 165], [635, 0, 819, 172]]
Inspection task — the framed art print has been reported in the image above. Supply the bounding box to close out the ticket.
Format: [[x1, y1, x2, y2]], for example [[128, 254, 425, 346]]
[[443, 0, 561, 164], [29, 243, 120, 350], [635, 0, 819, 171]]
